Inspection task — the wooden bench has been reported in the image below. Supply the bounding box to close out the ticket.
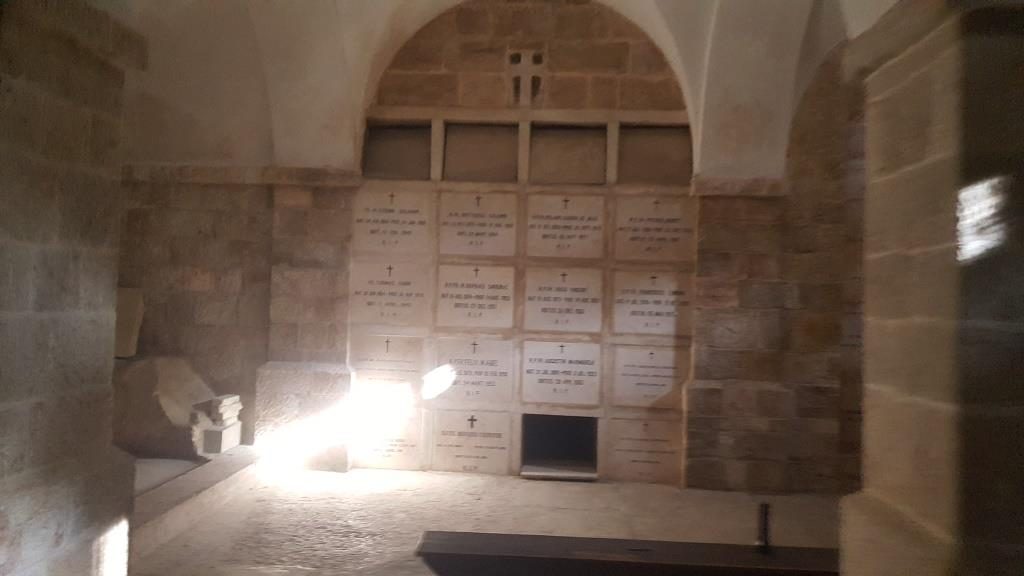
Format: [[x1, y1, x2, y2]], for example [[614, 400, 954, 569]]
[[416, 531, 839, 576]]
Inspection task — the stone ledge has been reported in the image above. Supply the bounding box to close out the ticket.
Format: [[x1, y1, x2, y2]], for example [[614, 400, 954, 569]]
[[692, 177, 786, 197], [122, 165, 362, 188], [130, 447, 258, 563]]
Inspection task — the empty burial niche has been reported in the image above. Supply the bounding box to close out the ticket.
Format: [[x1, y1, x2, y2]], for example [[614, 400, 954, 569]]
[[521, 414, 598, 481], [530, 125, 607, 185], [444, 123, 519, 183], [363, 123, 432, 181], [618, 125, 693, 186]]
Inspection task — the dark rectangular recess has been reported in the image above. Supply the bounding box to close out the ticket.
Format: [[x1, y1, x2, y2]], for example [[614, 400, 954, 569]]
[[530, 124, 607, 185], [444, 123, 519, 182], [521, 414, 597, 471], [618, 125, 693, 186], [363, 123, 432, 180]]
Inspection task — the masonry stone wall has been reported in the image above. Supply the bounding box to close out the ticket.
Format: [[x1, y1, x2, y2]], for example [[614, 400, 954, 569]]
[[0, 1, 145, 574], [842, 5, 1024, 574], [118, 168, 273, 443], [781, 50, 865, 493], [269, 183, 356, 364], [376, 0, 684, 111]]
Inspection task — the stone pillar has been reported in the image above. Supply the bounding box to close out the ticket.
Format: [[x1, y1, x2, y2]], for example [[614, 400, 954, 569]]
[[843, 6, 1024, 575], [686, 179, 790, 492], [268, 177, 355, 363], [0, 1, 145, 574]]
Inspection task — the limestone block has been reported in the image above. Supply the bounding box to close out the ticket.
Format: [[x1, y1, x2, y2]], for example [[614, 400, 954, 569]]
[[529, 126, 607, 185], [254, 362, 350, 446], [202, 422, 241, 454], [444, 124, 518, 183], [362, 125, 432, 181], [115, 287, 144, 358], [618, 126, 693, 185], [113, 357, 216, 459]]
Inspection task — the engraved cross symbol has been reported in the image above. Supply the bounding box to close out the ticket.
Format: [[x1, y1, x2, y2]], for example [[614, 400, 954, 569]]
[[471, 341, 479, 354], [467, 415, 478, 429], [475, 195, 482, 208], [388, 192, 396, 205], [560, 272, 568, 283], [386, 265, 394, 277], [649, 351, 655, 360], [562, 197, 571, 210], [384, 338, 391, 353], [559, 344, 566, 354], [653, 199, 661, 208], [508, 49, 546, 108], [650, 275, 659, 286], [473, 267, 481, 278]]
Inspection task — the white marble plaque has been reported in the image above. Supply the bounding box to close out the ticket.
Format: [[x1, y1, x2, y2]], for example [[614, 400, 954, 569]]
[[431, 411, 510, 474], [615, 196, 693, 262], [612, 346, 686, 409], [436, 265, 515, 329], [613, 271, 691, 336], [527, 195, 605, 258], [524, 268, 603, 333], [606, 419, 681, 484], [353, 189, 432, 255], [349, 334, 424, 386], [439, 192, 517, 256], [522, 341, 600, 406], [352, 408, 423, 471], [349, 261, 432, 326], [435, 338, 515, 405]]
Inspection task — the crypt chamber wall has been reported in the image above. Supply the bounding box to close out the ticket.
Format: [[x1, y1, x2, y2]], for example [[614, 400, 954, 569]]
[[115, 0, 863, 493]]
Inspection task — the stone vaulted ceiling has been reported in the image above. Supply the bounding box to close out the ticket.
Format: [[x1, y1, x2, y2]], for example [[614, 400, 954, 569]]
[[113, 0, 898, 177]]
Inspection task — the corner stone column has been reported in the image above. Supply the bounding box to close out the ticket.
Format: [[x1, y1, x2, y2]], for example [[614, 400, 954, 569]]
[[843, 7, 1024, 575], [686, 178, 791, 492]]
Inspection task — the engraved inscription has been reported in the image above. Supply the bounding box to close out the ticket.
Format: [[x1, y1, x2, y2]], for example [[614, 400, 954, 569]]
[[524, 268, 603, 333], [612, 346, 685, 409], [607, 419, 681, 484], [432, 411, 510, 474], [615, 196, 693, 262], [522, 341, 600, 406], [353, 189, 432, 254], [436, 265, 515, 328], [435, 338, 514, 405], [613, 271, 691, 336], [439, 192, 517, 256], [350, 261, 432, 326], [527, 195, 605, 258]]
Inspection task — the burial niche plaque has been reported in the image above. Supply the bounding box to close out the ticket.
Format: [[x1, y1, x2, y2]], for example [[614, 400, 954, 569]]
[[524, 268, 603, 333], [437, 265, 515, 329], [350, 261, 432, 326], [615, 196, 694, 262], [612, 346, 685, 409], [527, 195, 605, 258], [439, 192, 517, 257], [434, 338, 514, 406], [349, 334, 424, 385], [613, 271, 691, 336], [522, 341, 600, 406], [607, 418, 681, 484], [353, 189, 432, 255], [354, 409, 423, 471], [431, 411, 511, 475]]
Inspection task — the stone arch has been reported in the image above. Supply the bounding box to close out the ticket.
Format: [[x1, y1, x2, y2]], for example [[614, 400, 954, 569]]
[[370, 0, 688, 113]]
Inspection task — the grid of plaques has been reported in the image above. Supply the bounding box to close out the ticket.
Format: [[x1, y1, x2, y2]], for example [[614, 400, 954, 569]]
[[348, 179, 693, 482]]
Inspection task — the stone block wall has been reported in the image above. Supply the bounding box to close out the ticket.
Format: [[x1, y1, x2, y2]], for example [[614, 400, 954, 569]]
[[119, 167, 273, 442], [0, 1, 145, 574], [377, 0, 684, 111], [688, 183, 792, 492], [269, 183, 356, 363], [842, 6, 1024, 575], [782, 51, 865, 493]]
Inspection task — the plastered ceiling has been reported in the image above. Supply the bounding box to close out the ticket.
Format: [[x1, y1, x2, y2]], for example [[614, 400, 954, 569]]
[[114, 0, 899, 178]]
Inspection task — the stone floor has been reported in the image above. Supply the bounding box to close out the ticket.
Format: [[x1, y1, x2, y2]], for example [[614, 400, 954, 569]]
[[131, 469, 839, 576]]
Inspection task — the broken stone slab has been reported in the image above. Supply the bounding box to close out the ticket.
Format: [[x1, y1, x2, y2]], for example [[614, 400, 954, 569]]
[[114, 357, 217, 460], [200, 422, 242, 454]]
